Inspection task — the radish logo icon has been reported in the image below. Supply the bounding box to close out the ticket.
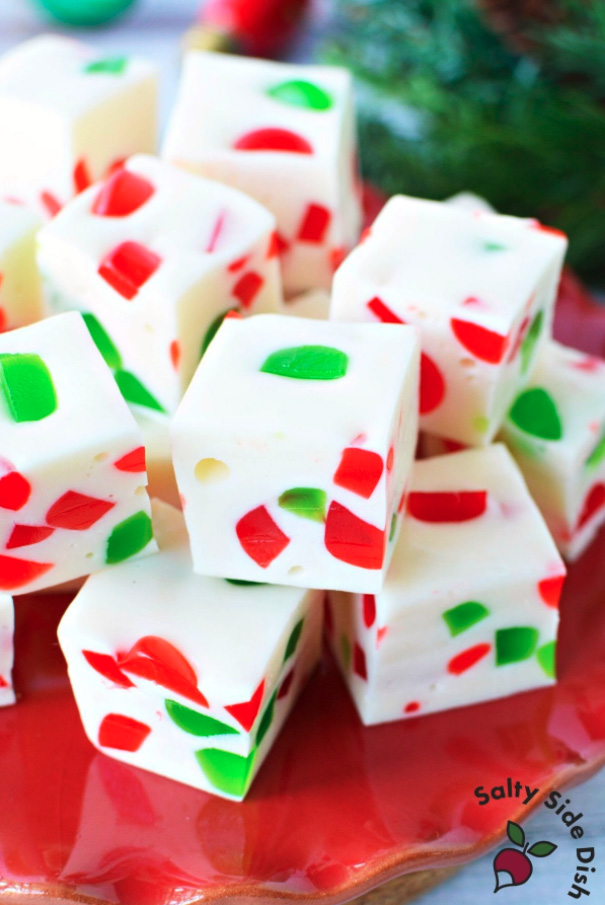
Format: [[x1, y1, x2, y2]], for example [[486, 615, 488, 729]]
[[493, 821, 557, 892]]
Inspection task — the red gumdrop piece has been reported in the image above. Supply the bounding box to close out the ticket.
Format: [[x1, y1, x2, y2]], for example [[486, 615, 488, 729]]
[[225, 679, 265, 731], [507, 315, 530, 363], [40, 191, 62, 217], [233, 128, 313, 154], [83, 650, 134, 688], [324, 501, 385, 570], [408, 490, 487, 523], [277, 669, 295, 700], [6, 524, 54, 549], [73, 159, 92, 194], [98, 241, 161, 300], [236, 505, 290, 568], [333, 447, 384, 499], [46, 491, 115, 530], [386, 447, 394, 472], [114, 447, 146, 473], [228, 255, 249, 273], [377, 626, 388, 645], [363, 594, 376, 628], [267, 231, 289, 258], [118, 635, 208, 708], [92, 169, 155, 217], [451, 318, 508, 364], [532, 222, 567, 240], [98, 714, 151, 752], [170, 340, 181, 370], [353, 643, 368, 680], [0, 472, 32, 511], [0, 554, 53, 591], [577, 483, 605, 531], [330, 246, 346, 272], [232, 271, 263, 309], [538, 574, 566, 608], [447, 643, 491, 675], [404, 701, 420, 714], [366, 297, 401, 324], [297, 203, 331, 243], [419, 352, 446, 414]]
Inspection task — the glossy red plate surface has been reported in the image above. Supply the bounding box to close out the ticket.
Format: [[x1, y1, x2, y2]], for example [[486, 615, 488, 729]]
[[1, 270, 605, 905]]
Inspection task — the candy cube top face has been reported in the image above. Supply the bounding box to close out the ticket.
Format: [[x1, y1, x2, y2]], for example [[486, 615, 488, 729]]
[[0, 312, 156, 594], [0, 37, 157, 215], [501, 341, 605, 559], [172, 315, 420, 593], [58, 502, 323, 800], [37, 154, 281, 414], [328, 445, 564, 725], [0, 593, 15, 707], [0, 199, 43, 331], [331, 195, 567, 446], [163, 51, 362, 295]]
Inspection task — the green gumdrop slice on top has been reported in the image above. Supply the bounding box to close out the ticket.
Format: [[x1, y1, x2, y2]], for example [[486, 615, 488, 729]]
[[165, 699, 240, 737], [196, 747, 256, 798], [0, 353, 58, 423], [442, 601, 490, 637], [278, 487, 327, 523], [84, 57, 128, 75], [106, 511, 153, 565], [520, 309, 544, 374], [509, 388, 563, 441], [496, 626, 539, 666], [260, 345, 348, 380], [267, 79, 333, 111], [114, 369, 165, 412], [284, 618, 304, 662], [256, 690, 278, 747], [536, 640, 557, 678], [82, 313, 122, 370]]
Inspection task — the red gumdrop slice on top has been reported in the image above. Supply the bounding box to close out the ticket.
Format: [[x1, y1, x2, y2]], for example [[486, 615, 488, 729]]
[[447, 643, 491, 675], [363, 594, 376, 628], [73, 158, 92, 194], [233, 128, 313, 154], [333, 447, 384, 499], [98, 713, 151, 752], [577, 483, 605, 531], [353, 643, 368, 680], [236, 505, 290, 568], [297, 203, 331, 243], [114, 447, 146, 473], [451, 318, 508, 364], [538, 575, 566, 608], [225, 679, 265, 731], [46, 491, 115, 530], [419, 352, 445, 414], [408, 490, 487, 523], [83, 650, 134, 688], [0, 471, 31, 511], [92, 169, 155, 217], [118, 635, 208, 708], [6, 524, 54, 549], [324, 501, 385, 570], [232, 272, 263, 309], [98, 241, 161, 300], [0, 554, 53, 591]]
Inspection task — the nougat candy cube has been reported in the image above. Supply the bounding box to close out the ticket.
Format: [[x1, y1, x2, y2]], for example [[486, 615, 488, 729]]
[[0, 36, 157, 217], [500, 341, 605, 560], [0, 200, 43, 331], [133, 409, 180, 509], [163, 51, 362, 296], [37, 155, 281, 415], [327, 445, 564, 725], [331, 195, 567, 446], [58, 502, 323, 801], [0, 593, 14, 706], [172, 315, 419, 592], [0, 312, 155, 594]]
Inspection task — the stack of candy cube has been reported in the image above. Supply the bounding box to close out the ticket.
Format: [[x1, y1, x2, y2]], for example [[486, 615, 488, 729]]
[[0, 35, 602, 802]]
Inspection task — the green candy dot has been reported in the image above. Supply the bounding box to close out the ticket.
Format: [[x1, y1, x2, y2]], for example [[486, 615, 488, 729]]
[[224, 578, 268, 587], [267, 79, 333, 111], [284, 619, 304, 662], [260, 345, 348, 381], [200, 309, 239, 359], [166, 699, 239, 737], [196, 747, 256, 798], [509, 388, 562, 441], [521, 310, 544, 374], [586, 431, 605, 469], [536, 640, 557, 679], [0, 353, 57, 423], [256, 690, 278, 747], [82, 313, 122, 370], [389, 513, 397, 542], [442, 601, 490, 637], [84, 56, 128, 75], [106, 510, 153, 565], [496, 626, 539, 666], [483, 241, 507, 252], [340, 633, 351, 670], [278, 487, 327, 523], [114, 370, 165, 412]]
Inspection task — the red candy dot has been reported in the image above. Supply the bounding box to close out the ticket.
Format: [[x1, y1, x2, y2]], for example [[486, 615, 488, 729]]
[[577, 483, 605, 531], [363, 593, 376, 628], [419, 352, 446, 414], [225, 679, 265, 731], [6, 524, 54, 549], [404, 701, 420, 714], [330, 246, 346, 272], [98, 241, 161, 300], [507, 315, 530, 363], [442, 438, 467, 453], [324, 501, 385, 570], [0, 554, 53, 591], [46, 491, 115, 530], [297, 203, 331, 243], [538, 574, 566, 608], [0, 306, 6, 332], [236, 505, 290, 568], [451, 318, 508, 364], [386, 447, 394, 472], [73, 158, 92, 194], [408, 490, 487, 523], [532, 222, 567, 240], [447, 643, 491, 675], [118, 635, 208, 708], [83, 650, 134, 688], [98, 714, 151, 752], [267, 231, 289, 258], [0, 471, 32, 511], [333, 447, 384, 499], [233, 128, 313, 154], [367, 296, 401, 324], [169, 340, 181, 371], [228, 255, 249, 273], [353, 643, 368, 680], [114, 447, 146, 473], [40, 191, 62, 218], [232, 271, 263, 309], [377, 626, 388, 646], [92, 169, 155, 217], [205, 211, 226, 253]]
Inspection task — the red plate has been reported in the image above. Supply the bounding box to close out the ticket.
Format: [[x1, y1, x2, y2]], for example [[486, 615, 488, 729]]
[[1, 271, 605, 905]]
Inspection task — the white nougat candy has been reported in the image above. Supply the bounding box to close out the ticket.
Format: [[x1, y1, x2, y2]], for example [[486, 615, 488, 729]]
[[285, 289, 331, 321], [0, 200, 43, 331], [327, 445, 564, 726], [37, 154, 282, 415], [0, 593, 15, 707], [331, 195, 567, 446], [500, 340, 605, 560], [172, 315, 419, 593], [133, 409, 180, 509], [58, 502, 323, 801], [163, 51, 362, 295], [0, 312, 156, 595], [0, 36, 157, 217]]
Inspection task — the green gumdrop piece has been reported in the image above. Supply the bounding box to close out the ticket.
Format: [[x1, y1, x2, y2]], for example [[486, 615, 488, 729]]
[[106, 511, 153, 565], [483, 241, 507, 252], [115, 370, 165, 412], [278, 487, 327, 523], [536, 640, 557, 678], [496, 626, 539, 666], [442, 601, 490, 637], [0, 353, 57, 422], [200, 309, 239, 359], [340, 633, 351, 669], [196, 747, 256, 798], [33, 0, 134, 26], [267, 79, 333, 111], [521, 310, 544, 374], [224, 578, 268, 587], [165, 699, 240, 737], [509, 388, 562, 441], [260, 345, 348, 381], [82, 313, 122, 370], [586, 431, 605, 469], [389, 513, 397, 542], [284, 619, 304, 662], [256, 690, 278, 747], [84, 56, 128, 75]]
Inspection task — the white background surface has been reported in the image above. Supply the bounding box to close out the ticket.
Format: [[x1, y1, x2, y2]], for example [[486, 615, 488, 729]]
[[0, 1, 603, 903]]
